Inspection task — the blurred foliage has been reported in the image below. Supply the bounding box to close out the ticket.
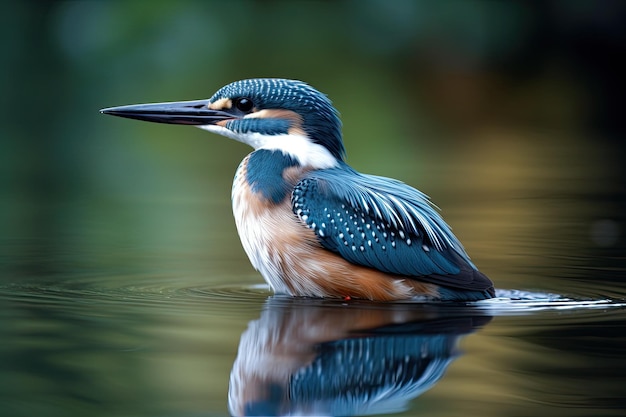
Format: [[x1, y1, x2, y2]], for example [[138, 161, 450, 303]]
[[2, 0, 624, 182]]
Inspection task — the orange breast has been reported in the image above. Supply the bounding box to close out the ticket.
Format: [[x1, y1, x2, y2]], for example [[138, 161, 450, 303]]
[[272, 235, 439, 301]]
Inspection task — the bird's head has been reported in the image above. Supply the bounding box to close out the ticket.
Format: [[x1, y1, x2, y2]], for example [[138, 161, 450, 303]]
[[101, 78, 344, 169]]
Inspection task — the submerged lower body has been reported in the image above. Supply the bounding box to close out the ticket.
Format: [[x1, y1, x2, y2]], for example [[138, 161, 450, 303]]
[[261, 259, 495, 302]]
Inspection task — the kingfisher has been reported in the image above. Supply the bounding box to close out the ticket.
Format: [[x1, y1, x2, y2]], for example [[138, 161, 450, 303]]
[[101, 78, 495, 301]]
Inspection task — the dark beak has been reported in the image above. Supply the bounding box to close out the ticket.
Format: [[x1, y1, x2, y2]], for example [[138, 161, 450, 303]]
[[100, 99, 234, 125]]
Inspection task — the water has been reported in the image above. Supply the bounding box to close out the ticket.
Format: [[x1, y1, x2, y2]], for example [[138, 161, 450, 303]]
[[1, 274, 625, 417], [3, 1, 625, 415], [2, 132, 626, 417]]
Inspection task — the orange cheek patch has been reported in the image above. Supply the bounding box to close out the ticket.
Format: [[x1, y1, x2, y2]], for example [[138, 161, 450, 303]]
[[251, 109, 302, 122], [248, 109, 306, 135], [209, 98, 232, 110], [287, 125, 307, 136]]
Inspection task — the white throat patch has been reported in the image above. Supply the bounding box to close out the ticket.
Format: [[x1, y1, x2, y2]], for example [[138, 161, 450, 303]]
[[198, 124, 338, 170]]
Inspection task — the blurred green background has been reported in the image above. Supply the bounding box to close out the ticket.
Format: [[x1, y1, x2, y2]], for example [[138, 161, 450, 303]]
[[1, 0, 624, 291]]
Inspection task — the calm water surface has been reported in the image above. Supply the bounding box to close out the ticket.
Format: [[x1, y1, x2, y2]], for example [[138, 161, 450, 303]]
[[2, 134, 625, 417]]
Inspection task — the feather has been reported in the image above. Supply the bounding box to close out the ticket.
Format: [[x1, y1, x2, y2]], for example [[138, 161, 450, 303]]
[[292, 163, 494, 292]]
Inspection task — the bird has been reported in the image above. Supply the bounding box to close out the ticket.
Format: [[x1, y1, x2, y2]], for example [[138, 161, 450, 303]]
[[101, 78, 495, 301]]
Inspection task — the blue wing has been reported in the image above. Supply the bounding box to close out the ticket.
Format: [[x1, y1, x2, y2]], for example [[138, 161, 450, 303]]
[[292, 165, 493, 292]]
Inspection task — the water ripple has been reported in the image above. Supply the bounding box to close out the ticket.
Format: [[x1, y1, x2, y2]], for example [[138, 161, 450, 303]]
[[473, 288, 626, 315], [0, 276, 272, 317], [1, 278, 624, 318]]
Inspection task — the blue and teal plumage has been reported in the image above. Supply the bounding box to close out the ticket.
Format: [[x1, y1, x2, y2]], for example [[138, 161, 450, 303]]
[[245, 150, 299, 204], [292, 163, 494, 298], [226, 118, 293, 136]]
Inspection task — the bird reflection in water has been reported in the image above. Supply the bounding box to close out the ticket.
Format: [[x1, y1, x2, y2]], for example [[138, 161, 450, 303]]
[[228, 298, 492, 416]]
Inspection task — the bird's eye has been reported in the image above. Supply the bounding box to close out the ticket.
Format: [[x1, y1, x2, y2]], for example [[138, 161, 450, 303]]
[[235, 97, 254, 112]]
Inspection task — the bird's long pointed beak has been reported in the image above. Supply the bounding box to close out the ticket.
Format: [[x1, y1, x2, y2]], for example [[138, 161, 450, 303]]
[[100, 99, 234, 125]]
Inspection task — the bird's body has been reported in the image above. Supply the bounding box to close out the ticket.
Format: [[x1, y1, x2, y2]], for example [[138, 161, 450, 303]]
[[232, 151, 440, 300], [102, 78, 495, 301]]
